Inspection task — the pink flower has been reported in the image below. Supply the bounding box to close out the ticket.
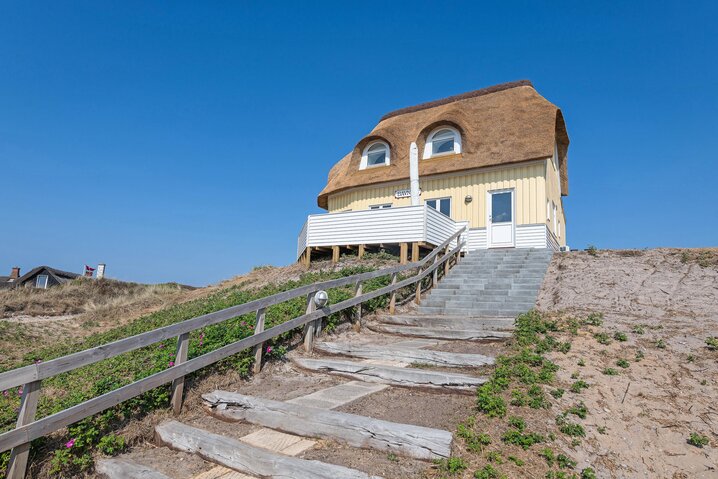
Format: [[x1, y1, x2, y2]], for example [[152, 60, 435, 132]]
[[65, 439, 75, 448], [2, 390, 7, 397], [169, 361, 175, 367], [17, 388, 23, 396], [158, 344, 165, 349], [266, 346, 273, 354]]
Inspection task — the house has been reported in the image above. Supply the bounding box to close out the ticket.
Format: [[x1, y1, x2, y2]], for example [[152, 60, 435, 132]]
[[298, 80, 569, 264], [7, 266, 82, 289]]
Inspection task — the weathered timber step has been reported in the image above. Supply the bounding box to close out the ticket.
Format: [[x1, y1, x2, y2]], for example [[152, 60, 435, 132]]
[[367, 323, 511, 341], [155, 420, 381, 479], [203, 391, 452, 460], [314, 342, 495, 367], [379, 315, 515, 330], [292, 357, 487, 392], [96, 458, 171, 479]]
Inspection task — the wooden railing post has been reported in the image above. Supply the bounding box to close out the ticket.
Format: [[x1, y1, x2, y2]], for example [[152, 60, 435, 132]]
[[444, 245, 451, 276], [7, 380, 41, 479], [388, 273, 398, 314], [353, 281, 363, 331], [432, 255, 439, 286], [414, 267, 422, 304], [303, 292, 317, 352], [252, 308, 267, 374], [170, 332, 190, 415]]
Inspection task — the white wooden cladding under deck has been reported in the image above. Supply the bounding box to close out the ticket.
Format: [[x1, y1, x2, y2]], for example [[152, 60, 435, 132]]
[[297, 205, 468, 259]]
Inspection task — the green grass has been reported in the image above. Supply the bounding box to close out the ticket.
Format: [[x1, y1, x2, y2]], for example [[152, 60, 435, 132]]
[[1, 265, 397, 476], [706, 337, 718, 350], [687, 432, 710, 448]]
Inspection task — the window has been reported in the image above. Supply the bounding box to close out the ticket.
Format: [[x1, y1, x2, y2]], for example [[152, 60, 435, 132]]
[[426, 197, 451, 218], [369, 204, 392, 210], [547, 200, 551, 221], [35, 274, 48, 289], [423, 127, 461, 159], [360, 141, 390, 169], [552, 202, 558, 233]]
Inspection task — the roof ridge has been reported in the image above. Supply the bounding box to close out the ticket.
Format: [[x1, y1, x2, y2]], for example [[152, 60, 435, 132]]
[[379, 80, 534, 121]]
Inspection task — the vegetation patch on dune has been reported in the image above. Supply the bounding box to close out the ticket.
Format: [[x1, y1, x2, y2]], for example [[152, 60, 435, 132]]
[[0, 263, 406, 477]]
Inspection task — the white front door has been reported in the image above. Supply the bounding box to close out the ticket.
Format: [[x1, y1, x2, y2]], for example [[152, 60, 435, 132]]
[[487, 189, 515, 248]]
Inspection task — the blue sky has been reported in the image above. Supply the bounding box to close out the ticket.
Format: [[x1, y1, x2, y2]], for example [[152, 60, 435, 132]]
[[1, 1, 716, 285]]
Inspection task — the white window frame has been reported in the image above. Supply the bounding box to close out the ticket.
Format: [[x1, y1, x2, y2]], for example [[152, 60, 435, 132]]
[[552, 202, 558, 234], [423, 126, 462, 159], [36, 274, 49, 289], [369, 204, 392, 210], [425, 197, 452, 218], [360, 141, 390, 169]]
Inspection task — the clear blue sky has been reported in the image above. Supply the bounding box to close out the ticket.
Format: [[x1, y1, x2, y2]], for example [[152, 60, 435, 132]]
[[1, 1, 716, 286]]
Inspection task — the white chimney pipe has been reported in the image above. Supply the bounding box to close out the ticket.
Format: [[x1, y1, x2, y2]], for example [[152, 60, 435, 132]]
[[409, 142, 420, 206]]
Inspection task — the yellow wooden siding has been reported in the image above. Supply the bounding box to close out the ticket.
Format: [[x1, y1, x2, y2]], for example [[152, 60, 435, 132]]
[[545, 158, 567, 246], [327, 162, 547, 229]]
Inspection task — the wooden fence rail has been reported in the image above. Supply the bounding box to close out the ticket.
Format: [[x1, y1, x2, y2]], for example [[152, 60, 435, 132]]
[[0, 227, 466, 478]]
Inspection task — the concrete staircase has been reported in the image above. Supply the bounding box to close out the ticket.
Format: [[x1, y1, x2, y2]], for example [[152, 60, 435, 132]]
[[418, 248, 553, 317]]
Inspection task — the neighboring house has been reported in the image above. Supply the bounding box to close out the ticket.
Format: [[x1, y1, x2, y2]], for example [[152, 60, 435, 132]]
[[297, 80, 569, 263], [12, 266, 82, 289], [0, 267, 21, 289]]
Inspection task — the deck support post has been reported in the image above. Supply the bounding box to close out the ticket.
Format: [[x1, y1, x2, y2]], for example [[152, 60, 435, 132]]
[[400, 243, 408, 264], [358, 244, 365, 259], [332, 246, 340, 263], [388, 272, 398, 314], [252, 308, 267, 374], [411, 242, 419, 262], [6, 380, 41, 479], [353, 281, 363, 331], [170, 332, 190, 415], [303, 247, 312, 267], [303, 292, 317, 352]]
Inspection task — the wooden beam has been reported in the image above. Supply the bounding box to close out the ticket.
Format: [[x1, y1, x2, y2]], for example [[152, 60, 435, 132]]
[[203, 391, 452, 459], [400, 243, 408, 264], [358, 244, 365, 259], [411, 242, 419, 262], [314, 342, 495, 367], [170, 332, 190, 415], [367, 323, 512, 340], [303, 292, 316, 352], [96, 458, 172, 479], [304, 247, 312, 267], [6, 380, 41, 479], [331, 245, 340, 263], [292, 358, 487, 393], [155, 420, 381, 479], [353, 281, 362, 332], [252, 308, 267, 374], [379, 315, 515, 330], [388, 272, 398, 314]]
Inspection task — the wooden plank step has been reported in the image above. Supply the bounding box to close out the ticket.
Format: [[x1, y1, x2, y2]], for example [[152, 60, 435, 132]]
[[155, 420, 382, 479], [203, 391, 452, 460], [379, 315, 515, 330], [96, 458, 172, 479], [314, 342, 495, 367], [367, 323, 511, 340], [292, 358, 487, 393]]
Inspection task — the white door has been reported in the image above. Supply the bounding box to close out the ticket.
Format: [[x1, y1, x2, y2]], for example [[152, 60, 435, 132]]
[[487, 189, 515, 248]]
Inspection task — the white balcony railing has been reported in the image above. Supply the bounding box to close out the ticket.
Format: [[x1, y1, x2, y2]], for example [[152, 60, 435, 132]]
[[297, 205, 468, 259]]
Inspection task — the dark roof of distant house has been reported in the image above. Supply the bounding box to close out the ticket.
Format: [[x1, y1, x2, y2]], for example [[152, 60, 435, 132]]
[[0, 276, 10, 283], [317, 80, 569, 209], [15, 266, 82, 284]]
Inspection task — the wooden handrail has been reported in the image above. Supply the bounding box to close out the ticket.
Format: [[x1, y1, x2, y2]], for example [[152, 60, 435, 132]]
[[0, 227, 466, 463]]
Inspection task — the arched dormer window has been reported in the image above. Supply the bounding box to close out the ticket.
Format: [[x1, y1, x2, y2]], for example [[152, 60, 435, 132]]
[[423, 126, 461, 159], [360, 141, 390, 169]]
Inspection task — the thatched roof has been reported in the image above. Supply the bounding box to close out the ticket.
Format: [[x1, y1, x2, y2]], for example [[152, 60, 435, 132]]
[[317, 80, 569, 209]]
